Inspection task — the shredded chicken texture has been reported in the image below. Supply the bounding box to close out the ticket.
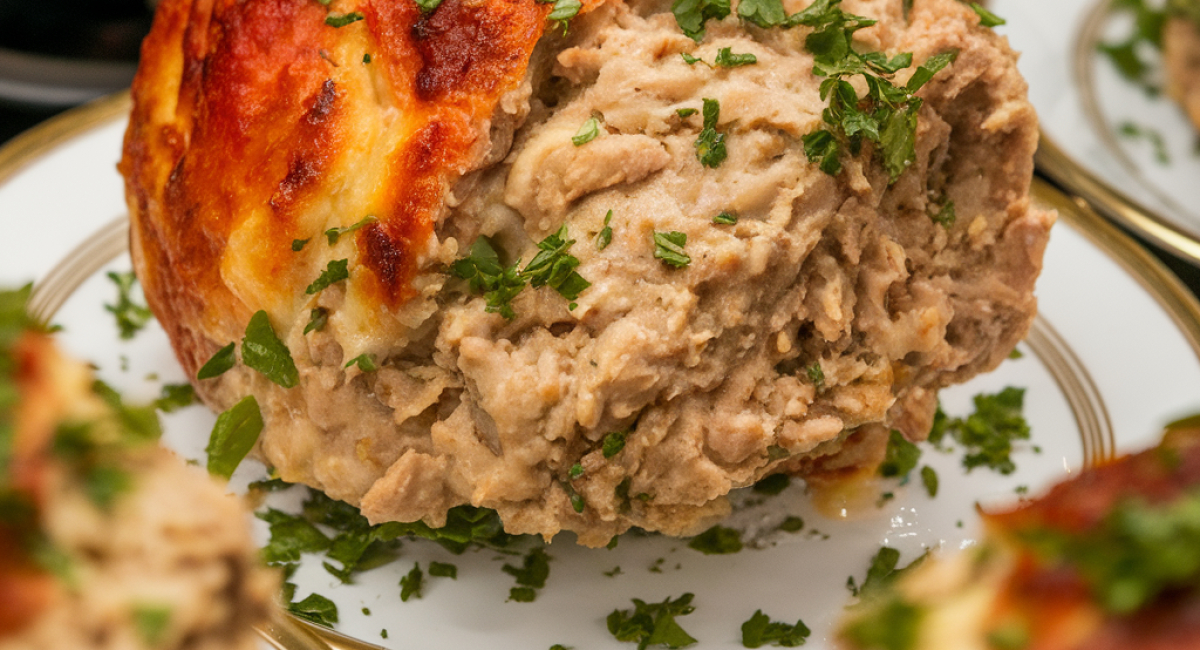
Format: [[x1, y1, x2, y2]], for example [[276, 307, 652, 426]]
[[122, 0, 1052, 546]]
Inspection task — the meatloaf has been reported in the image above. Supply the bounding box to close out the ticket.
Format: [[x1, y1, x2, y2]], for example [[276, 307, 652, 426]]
[[0, 288, 275, 650], [120, 0, 1053, 546], [837, 417, 1200, 650]]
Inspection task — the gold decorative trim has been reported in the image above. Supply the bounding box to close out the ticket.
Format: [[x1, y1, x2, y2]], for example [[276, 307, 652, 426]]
[[1035, 0, 1200, 264]]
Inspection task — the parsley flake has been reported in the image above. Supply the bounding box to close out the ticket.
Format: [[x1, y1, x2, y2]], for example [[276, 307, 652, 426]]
[[242, 310, 299, 388], [546, 0, 582, 33], [288, 593, 338, 627], [292, 238, 310, 251], [304, 307, 329, 335], [197, 342, 235, 380], [714, 47, 757, 67], [607, 593, 698, 649], [653, 231, 691, 268], [415, 0, 444, 11], [503, 547, 551, 602], [736, 0, 786, 28], [740, 609, 811, 648], [451, 236, 526, 320], [602, 430, 628, 458], [597, 210, 614, 250], [428, 561, 457, 579], [573, 116, 602, 146], [676, 107, 699, 117], [878, 429, 920, 479], [931, 201, 956, 228], [672, 0, 731, 42], [681, 52, 704, 65], [694, 98, 727, 167], [325, 216, 377, 245], [523, 225, 592, 301], [325, 11, 364, 27], [306, 259, 350, 295], [712, 211, 737, 225], [105, 271, 153, 340], [344, 353, 378, 372], [687, 525, 743, 554], [155, 383, 196, 413], [205, 395, 263, 480], [920, 465, 938, 497], [400, 563, 424, 601], [969, 3, 1006, 27]]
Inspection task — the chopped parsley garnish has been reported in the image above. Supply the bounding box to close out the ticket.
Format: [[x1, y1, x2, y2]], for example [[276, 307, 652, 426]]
[[841, 595, 923, 650], [736, 0, 787, 28], [930, 387, 1031, 474], [573, 116, 602, 146], [504, 547, 551, 602], [920, 465, 938, 497], [752, 473, 790, 495], [257, 508, 331, 565], [288, 593, 339, 627], [305, 259, 350, 295], [847, 546, 928, 599], [523, 224, 592, 301], [325, 216, 377, 245], [415, 0, 444, 12], [607, 593, 698, 649], [400, 563, 424, 601], [653, 231, 691, 268], [155, 383, 195, 413], [428, 561, 458, 579], [671, 0, 731, 42], [344, 353, 378, 372], [712, 211, 738, 225], [563, 481, 586, 513], [931, 201, 956, 227], [676, 107, 699, 118], [602, 430, 628, 458], [740, 610, 811, 648], [362, 53, 372, 64], [292, 238, 310, 252], [132, 605, 173, 647], [694, 98, 727, 167], [806, 362, 825, 389], [569, 463, 585, 479], [1097, 0, 1166, 95], [197, 343, 236, 380], [450, 236, 527, 320], [714, 47, 757, 67], [205, 395, 263, 480], [878, 430, 920, 479], [325, 11, 364, 27], [544, 0, 582, 33], [682, 52, 704, 65], [778, 516, 804, 533], [687, 525, 743, 554], [304, 307, 329, 335], [794, 0, 956, 181], [242, 310, 299, 388], [1118, 121, 1170, 164], [597, 210, 614, 250], [105, 271, 153, 340], [968, 2, 1005, 27]]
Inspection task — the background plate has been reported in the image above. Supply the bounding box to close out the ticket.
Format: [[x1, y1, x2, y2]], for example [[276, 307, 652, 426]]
[[996, 0, 1200, 262]]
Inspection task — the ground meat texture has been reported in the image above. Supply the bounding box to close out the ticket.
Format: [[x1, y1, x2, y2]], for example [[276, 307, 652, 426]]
[[122, 0, 1052, 547]]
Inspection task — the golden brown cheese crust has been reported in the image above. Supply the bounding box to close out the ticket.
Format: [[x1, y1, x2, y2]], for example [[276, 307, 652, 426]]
[[121, 0, 553, 376]]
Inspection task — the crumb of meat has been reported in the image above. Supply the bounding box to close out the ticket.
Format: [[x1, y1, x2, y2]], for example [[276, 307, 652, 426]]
[[158, 0, 1051, 547]]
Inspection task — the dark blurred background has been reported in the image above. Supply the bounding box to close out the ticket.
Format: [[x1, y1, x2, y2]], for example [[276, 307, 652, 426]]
[[0, 0, 152, 140], [0, 0, 1197, 296]]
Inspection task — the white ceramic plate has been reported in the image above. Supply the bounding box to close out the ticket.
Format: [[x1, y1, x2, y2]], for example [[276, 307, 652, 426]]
[[3, 99, 1200, 650], [995, 0, 1200, 262]]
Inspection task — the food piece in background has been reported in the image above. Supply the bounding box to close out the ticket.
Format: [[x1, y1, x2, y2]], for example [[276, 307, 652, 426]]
[[1165, 1, 1200, 128], [0, 288, 275, 650], [120, 0, 1052, 546], [837, 416, 1200, 650]]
